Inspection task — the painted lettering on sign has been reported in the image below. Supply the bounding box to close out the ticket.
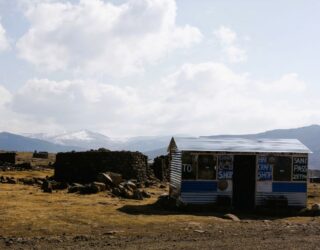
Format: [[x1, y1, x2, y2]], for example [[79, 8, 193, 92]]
[[292, 157, 307, 181], [182, 164, 192, 173], [258, 156, 267, 164], [218, 155, 233, 180], [258, 156, 272, 181], [218, 171, 233, 179], [293, 157, 307, 165]]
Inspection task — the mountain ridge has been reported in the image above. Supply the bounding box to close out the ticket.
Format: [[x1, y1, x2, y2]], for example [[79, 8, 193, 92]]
[[0, 132, 83, 152], [1, 125, 319, 169]]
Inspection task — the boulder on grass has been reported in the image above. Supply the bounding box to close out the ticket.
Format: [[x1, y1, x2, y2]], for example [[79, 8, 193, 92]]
[[20, 178, 35, 185], [223, 213, 240, 222], [141, 190, 151, 198], [112, 187, 121, 196], [132, 189, 143, 200], [51, 181, 68, 190], [68, 184, 84, 193], [34, 178, 44, 186], [6, 177, 16, 184], [312, 203, 320, 211], [123, 189, 134, 199], [79, 183, 100, 194], [96, 172, 123, 187], [108, 172, 123, 186], [125, 180, 137, 191], [144, 180, 156, 187], [97, 173, 113, 186], [42, 180, 53, 193], [93, 182, 106, 192]]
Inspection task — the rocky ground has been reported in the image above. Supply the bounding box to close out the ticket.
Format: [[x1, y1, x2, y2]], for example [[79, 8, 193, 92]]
[[1, 169, 320, 249], [1, 217, 320, 249]]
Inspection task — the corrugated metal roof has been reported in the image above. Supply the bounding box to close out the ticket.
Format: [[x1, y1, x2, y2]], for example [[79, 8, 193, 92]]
[[171, 137, 312, 154]]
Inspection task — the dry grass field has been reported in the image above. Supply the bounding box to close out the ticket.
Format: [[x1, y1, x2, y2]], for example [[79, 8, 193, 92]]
[[1, 167, 320, 249]]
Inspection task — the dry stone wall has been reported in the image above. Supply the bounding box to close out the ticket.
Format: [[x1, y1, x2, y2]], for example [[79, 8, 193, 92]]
[[54, 151, 152, 183], [33, 151, 49, 159], [151, 155, 169, 181], [0, 152, 16, 165]]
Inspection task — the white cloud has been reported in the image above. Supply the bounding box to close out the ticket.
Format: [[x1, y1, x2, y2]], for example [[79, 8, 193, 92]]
[[11, 79, 140, 123], [0, 83, 63, 133], [17, 0, 202, 76], [214, 26, 247, 63], [0, 85, 12, 105], [144, 63, 317, 135], [0, 21, 10, 51], [5, 62, 318, 137], [257, 73, 306, 93]]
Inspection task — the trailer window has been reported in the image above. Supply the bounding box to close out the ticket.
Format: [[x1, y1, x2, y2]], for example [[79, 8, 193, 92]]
[[273, 156, 292, 181], [181, 152, 196, 180], [198, 155, 217, 180]]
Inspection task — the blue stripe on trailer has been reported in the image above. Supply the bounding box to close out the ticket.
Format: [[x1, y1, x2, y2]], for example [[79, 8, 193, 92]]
[[181, 181, 217, 192], [272, 182, 307, 193]]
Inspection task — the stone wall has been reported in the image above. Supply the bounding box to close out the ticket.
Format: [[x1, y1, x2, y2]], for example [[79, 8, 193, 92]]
[[33, 151, 49, 159], [54, 151, 152, 183], [0, 152, 16, 165], [151, 155, 169, 181]]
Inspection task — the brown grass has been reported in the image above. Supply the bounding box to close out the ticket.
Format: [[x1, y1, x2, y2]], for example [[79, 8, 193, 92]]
[[307, 182, 320, 206], [0, 170, 224, 237], [1, 169, 320, 238]]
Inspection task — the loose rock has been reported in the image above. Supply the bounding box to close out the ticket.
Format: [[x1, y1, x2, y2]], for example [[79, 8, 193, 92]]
[[312, 203, 320, 211], [223, 213, 240, 222], [93, 182, 106, 192], [42, 181, 53, 193]]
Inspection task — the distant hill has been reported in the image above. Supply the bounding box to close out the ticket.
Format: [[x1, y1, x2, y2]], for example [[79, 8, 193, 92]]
[[0, 132, 83, 152], [26, 130, 120, 150], [2, 125, 320, 168], [28, 131, 173, 156], [124, 136, 172, 152], [143, 147, 167, 160]]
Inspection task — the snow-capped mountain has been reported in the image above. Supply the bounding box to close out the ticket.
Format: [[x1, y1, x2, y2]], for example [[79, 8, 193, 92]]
[[27, 130, 173, 152], [27, 130, 121, 150], [19, 125, 320, 168], [1, 132, 83, 152]]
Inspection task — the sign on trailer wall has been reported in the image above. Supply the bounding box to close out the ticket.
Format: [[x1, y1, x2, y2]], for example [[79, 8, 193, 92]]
[[218, 155, 233, 180], [257, 156, 272, 181], [292, 157, 308, 181]]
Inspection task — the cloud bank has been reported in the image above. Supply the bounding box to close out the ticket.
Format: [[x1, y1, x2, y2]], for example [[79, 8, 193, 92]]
[[214, 26, 247, 63], [0, 0, 317, 137], [1, 62, 317, 136], [17, 0, 202, 76], [0, 21, 10, 51]]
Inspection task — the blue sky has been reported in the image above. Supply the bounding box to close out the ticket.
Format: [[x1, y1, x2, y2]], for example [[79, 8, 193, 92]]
[[0, 0, 319, 137]]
